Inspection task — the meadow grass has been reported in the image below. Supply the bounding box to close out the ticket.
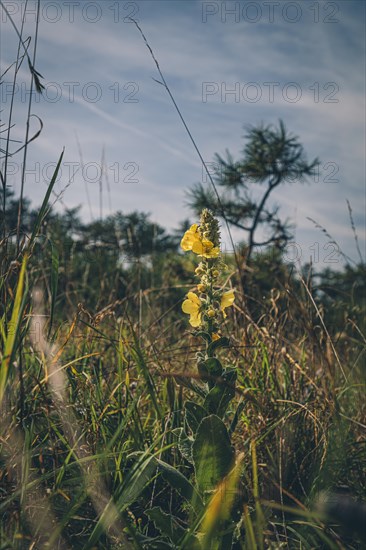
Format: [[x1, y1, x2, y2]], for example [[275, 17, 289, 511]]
[[1, 6, 365, 549], [0, 231, 364, 548]]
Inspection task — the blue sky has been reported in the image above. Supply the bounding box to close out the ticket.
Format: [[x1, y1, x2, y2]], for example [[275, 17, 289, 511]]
[[1, 0, 365, 268]]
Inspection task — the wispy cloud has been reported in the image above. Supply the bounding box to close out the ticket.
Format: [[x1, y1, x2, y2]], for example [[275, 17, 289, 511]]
[[1, 0, 364, 264]]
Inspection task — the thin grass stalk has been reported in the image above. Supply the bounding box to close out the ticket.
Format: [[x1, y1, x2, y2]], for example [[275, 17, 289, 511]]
[[251, 439, 265, 550], [1, 2, 27, 239], [0, 253, 28, 403], [0, 413, 69, 549], [346, 199, 364, 265], [130, 18, 244, 294], [30, 289, 134, 549], [17, 0, 42, 254], [299, 274, 347, 382]]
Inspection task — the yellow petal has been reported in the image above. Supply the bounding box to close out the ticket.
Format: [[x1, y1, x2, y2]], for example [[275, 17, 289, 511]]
[[182, 293, 200, 313], [202, 239, 214, 249], [203, 246, 220, 258], [192, 239, 220, 258], [182, 291, 202, 327], [189, 312, 201, 327], [182, 300, 199, 315], [191, 239, 204, 255], [181, 224, 220, 258], [187, 291, 201, 305], [180, 225, 199, 251], [221, 289, 235, 310], [180, 233, 195, 251]]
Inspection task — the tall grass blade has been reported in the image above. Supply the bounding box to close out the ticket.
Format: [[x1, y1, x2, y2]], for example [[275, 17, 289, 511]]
[[48, 243, 59, 337], [27, 149, 64, 252], [201, 453, 244, 549], [0, 253, 28, 402]]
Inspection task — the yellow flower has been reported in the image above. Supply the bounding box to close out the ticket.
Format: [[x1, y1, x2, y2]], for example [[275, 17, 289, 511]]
[[181, 224, 220, 258], [192, 239, 220, 258], [182, 292, 202, 327], [180, 224, 199, 251], [221, 289, 235, 318]]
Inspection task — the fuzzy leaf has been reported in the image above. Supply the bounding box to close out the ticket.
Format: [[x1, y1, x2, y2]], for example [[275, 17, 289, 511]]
[[156, 458, 203, 509], [204, 357, 223, 377], [193, 415, 234, 494], [172, 427, 194, 463], [198, 358, 223, 387], [185, 401, 208, 434], [207, 336, 230, 355], [145, 507, 202, 548], [204, 369, 237, 417], [145, 506, 186, 545], [179, 433, 194, 464]]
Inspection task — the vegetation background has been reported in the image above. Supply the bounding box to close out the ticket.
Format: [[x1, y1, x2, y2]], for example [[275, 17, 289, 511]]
[[1, 2, 365, 549]]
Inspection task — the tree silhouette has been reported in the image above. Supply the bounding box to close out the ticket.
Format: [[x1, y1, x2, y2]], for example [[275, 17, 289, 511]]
[[187, 120, 319, 269]]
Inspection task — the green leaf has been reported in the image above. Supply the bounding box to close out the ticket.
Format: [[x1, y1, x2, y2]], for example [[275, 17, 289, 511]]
[[27, 150, 64, 252], [197, 359, 209, 381], [192, 415, 234, 494], [173, 428, 194, 463], [145, 506, 186, 545], [0, 254, 28, 403], [115, 453, 158, 511], [131, 531, 175, 549], [204, 369, 237, 417], [87, 452, 156, 549], [195, 330, 211, 343], [156, 458, 203, 509], [130, 335, 162, 418], [204, 357, 223, 377], [229, 400, 246, 436], [179, 438, 194, 464], [198, 358, 223, 387], [207, 336, 230, 355], [171, 427, 183, 440], [185, 401, 207, 434]]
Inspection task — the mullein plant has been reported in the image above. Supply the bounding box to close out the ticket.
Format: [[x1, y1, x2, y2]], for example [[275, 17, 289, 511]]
[[177, 210, 243, 547], [181, 209, 236, 400], [181, 213, 234, 330]]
